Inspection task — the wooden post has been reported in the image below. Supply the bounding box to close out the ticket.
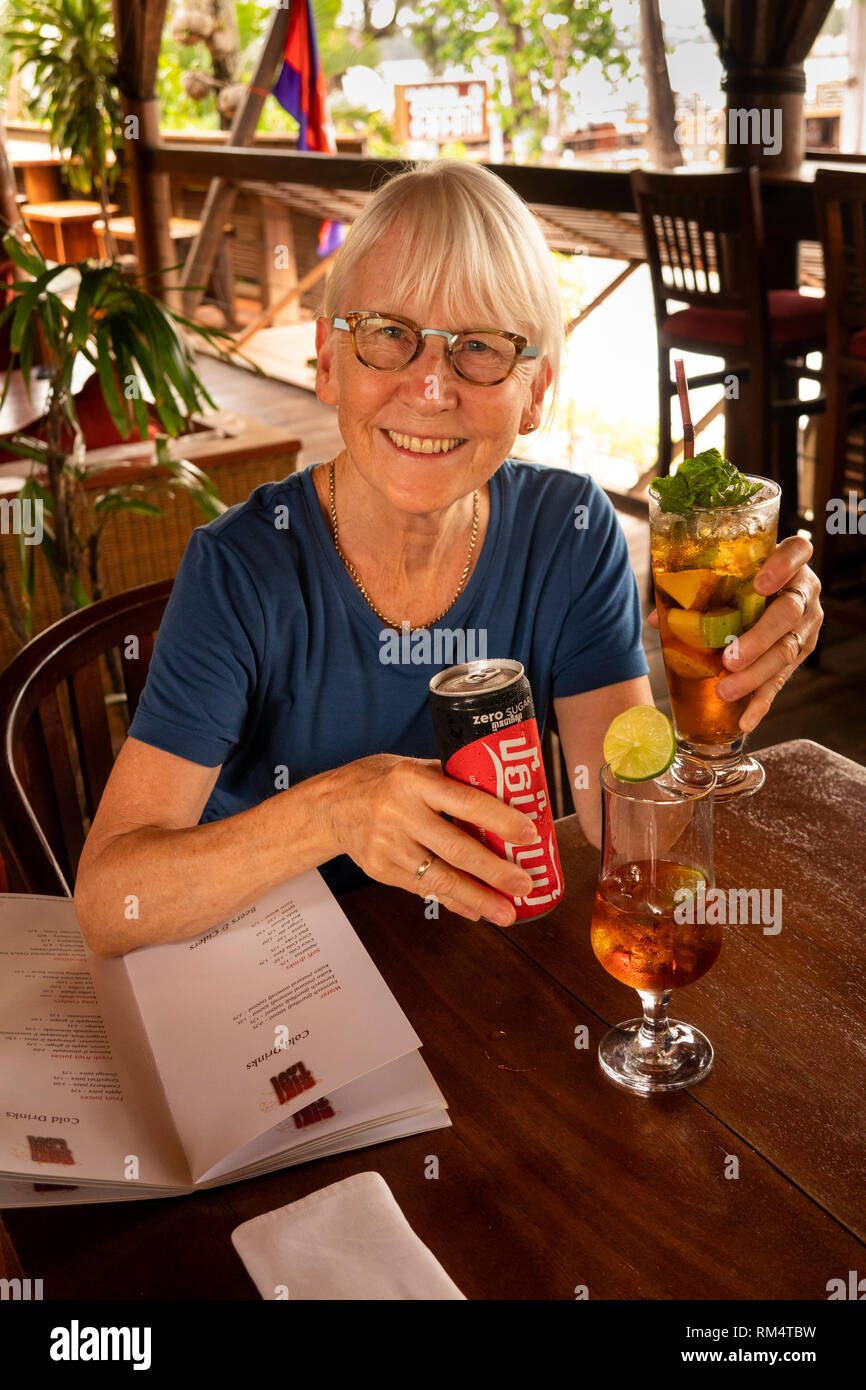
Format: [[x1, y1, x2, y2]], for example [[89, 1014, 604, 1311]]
[[0, 108, 24, 251], [702, 0, 836, 178], [564, 262, 640, 336], [722, 74, 807, 177], [233, 249, 338, 349], [111, 0, 178, 305], [180, 4, 292, 316], [259, 197, 301, 324]]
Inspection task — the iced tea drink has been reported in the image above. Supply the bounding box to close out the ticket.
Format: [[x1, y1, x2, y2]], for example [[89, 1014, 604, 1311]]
[[591, 860, 721, 992], [592, 756, 717, 1094], [649, 468, 781, 796]]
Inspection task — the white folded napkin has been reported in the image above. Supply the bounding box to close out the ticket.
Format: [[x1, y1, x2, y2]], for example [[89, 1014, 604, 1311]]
[[231, 1171, 466, 1300]]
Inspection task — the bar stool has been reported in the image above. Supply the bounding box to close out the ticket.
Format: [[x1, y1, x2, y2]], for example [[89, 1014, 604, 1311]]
[[631, 168, 825, 535], [812, 169, 866, 596]]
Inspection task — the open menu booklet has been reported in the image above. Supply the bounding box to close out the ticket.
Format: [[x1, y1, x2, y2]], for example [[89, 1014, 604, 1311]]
[[0, 871, 449, 1208]]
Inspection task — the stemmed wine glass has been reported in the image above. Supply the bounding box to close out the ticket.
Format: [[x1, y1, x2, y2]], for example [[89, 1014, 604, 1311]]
[[590, 756, 718, 1094]]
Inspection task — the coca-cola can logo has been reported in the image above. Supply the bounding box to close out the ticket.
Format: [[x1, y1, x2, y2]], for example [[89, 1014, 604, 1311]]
[[448, 718, 564, 915]]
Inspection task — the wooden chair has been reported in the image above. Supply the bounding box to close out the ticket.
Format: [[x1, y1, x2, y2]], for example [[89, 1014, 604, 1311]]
[[93, 215, 237, 328], [0, 581, 171, 897], [20, 201, 118, 262], [631, 168, 825, 534], [812, 169, 866, 593]]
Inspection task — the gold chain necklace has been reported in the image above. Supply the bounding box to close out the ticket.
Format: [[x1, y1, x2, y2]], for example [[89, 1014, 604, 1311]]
[[328, 458, 479, 631]]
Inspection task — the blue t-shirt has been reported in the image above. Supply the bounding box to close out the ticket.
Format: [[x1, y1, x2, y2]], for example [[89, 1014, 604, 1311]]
[[129, 458, 648, 892]]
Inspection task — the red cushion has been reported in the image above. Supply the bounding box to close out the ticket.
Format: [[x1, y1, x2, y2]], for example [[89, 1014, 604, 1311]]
[[848, 328, 866, 358], [662, 290, 826, 348], [58, 373, 162, 452], [1, 372, 161, 460]]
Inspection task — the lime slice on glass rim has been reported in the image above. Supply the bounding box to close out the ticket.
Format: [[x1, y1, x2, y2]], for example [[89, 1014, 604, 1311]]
[[603, 706, 676, 783]]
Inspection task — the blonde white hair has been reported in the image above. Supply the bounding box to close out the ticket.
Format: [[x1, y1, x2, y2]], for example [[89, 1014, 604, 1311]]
[[321, 159, 563, 427]]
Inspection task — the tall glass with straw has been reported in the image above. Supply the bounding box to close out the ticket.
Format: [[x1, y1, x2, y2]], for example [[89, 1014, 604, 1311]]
[[649, 361, 781, 798]]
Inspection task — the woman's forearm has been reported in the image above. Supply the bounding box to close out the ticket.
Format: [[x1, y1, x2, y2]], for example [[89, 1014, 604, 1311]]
[[73, 768, 345, 957]]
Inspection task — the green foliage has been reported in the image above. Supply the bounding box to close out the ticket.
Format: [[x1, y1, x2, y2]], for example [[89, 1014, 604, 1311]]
[[158, 0, 380, 135], [1, 0, 123, 195], [650, 449, 763, 514], [0, 228, 234, 632], [406, 0, 628, 143], [0, 231, 227, 437], [157, 0, 361, 134], [363, 108, 406, 158], [820, 3, 846, 40]]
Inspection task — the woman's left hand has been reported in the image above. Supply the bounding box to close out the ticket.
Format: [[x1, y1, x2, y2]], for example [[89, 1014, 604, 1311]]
[[648, 535, 823, 734]]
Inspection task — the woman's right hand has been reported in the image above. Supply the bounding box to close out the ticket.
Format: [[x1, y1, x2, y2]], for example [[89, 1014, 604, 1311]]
[[318, 754, 539, 925]]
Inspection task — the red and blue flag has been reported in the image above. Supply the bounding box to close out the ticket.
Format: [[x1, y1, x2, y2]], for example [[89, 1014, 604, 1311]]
[[272, 0, 346, 257]]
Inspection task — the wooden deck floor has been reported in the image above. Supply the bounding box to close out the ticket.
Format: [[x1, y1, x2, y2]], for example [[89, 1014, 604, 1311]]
[[195, 354, 866, 769]]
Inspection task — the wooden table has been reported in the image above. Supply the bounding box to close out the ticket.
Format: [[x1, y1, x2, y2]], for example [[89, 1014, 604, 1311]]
[[6, 143, 63, 205], [20, 202, 112, 263], [91, 215, 237, 327], [3, 738, 864, 1299], [0, 360, 95, 440]]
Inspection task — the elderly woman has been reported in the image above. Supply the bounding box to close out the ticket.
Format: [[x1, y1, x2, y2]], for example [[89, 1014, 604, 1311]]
[[74, 160, 823, 956]]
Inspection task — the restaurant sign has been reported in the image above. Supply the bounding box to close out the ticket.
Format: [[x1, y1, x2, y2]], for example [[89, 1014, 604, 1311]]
[[393, 79, 488, 145]]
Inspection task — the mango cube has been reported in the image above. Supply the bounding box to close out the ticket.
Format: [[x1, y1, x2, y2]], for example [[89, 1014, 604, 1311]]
[[655, 568, 717, 610], [662, 642, 723, 679], [667, 607, 708, 649]]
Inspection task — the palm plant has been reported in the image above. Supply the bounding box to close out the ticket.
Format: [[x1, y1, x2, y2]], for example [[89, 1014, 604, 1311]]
[[0, 226, 232, 648], [2, 0, 124, 257]]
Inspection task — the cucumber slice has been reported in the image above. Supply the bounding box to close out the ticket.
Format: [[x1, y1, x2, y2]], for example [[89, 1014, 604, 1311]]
[[700, 607, 743, 648], [693, 544, 723, 567], [738, 581, 767, 628]]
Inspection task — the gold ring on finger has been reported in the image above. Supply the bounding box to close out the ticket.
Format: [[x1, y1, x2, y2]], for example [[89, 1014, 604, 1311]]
[[789, 629, 805, 658], [416, 854, 434, 880], [782, 584, 810, 616]]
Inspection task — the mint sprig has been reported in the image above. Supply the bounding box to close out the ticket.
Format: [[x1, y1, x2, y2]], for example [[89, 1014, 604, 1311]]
[[650, 448, 764, 514]]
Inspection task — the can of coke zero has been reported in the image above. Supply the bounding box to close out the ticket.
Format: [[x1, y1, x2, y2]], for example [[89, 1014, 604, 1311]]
[[428, 659, 564, 921]]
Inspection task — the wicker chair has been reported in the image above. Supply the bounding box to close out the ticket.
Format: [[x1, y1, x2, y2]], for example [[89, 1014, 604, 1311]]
[[631, 167, 825, 536], [0, 434, 300, 672]]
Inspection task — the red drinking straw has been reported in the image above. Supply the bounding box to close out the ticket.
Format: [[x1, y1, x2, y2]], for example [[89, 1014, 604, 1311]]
[[674, 358, 694, 460]]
